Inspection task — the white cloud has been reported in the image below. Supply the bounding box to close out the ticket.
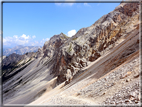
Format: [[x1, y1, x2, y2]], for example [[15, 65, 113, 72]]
[[21, 34, 30, 39], [35, 41, 39, 43], [84, 3, 91, 7], [55, 3, 62, 6], [30, 37, 49, 46], [13, 35, 18, 38], [67, 29, 76, 37], [3, 34, 34, 47], [3, 38, 7, 43], [32, 35, 36, 39], [55, 3, 74, 6], [65, 3, 74, 6], [3, 34, 49, 47], [46, 38, 49, 41], [55, 0, 75, 6]]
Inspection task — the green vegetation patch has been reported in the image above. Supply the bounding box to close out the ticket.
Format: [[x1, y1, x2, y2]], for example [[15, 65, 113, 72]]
[[72, 37, 77, 40], [62, 33, 69, 39], [26, 58, 32, 63], [67, 43, 72, 53]]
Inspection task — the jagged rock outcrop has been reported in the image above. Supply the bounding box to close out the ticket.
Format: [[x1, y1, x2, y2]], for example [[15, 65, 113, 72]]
[[2, 2, 141, 106], [3, 2, 140, 85], [35, 33, 69, 67], [49, 2, 140, 84], [13, 2, 139, 85]]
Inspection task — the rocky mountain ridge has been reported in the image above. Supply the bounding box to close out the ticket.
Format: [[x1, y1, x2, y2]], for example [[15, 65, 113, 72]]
[[2, 2, 141, 106], [42, 2, 140, 84], [3, 45, 41, 56]]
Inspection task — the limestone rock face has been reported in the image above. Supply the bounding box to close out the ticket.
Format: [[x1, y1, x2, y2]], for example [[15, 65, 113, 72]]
[[2, 2, 141, 105], [35, 33, 69, 68], [23, 2, 140, 84], [50, 2, 140, 84], [2, 3, 140, 84]]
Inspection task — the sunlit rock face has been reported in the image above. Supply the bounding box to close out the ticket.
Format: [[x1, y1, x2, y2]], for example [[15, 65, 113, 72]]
[[2, 2, 141, 106], [52, 2, 140, 84]]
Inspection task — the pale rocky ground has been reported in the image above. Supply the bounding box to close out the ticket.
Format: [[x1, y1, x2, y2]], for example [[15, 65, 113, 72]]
[[2, 2, 141, 107], [28, 27, 140, 106]]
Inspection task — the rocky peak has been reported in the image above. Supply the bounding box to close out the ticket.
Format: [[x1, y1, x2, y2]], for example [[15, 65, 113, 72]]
[[51, 2, 140, 84], [2, 2, 140, 105], [35, 33, 70, 66], [34, 2, 140, 85], [42, 32, 69, 50]]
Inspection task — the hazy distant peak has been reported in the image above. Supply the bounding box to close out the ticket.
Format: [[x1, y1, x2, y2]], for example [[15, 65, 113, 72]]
[[3, 45, 41, 56]]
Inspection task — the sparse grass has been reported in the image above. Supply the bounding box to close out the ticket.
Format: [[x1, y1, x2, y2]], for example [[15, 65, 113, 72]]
[[85, 33, 88, 36], [67, 43, 72, 53], [26, 57, 32, 63], [72, 37, 77, 40], [17, 60, 22, 64], [60, 33, 69, 40], [62, 33, 69, 39], [60, 36, 64, 40]]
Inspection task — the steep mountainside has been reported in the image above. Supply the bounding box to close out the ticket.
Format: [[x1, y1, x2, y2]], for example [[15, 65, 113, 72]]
[[2, 52, 36, 82], [3, 45, 41, 56], [2, 2, 141, 106]]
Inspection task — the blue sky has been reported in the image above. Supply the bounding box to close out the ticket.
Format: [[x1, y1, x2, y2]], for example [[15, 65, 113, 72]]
[[3, 2, 120, 48]]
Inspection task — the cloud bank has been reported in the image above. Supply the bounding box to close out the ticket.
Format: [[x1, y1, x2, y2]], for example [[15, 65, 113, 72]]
[[3, 34, 49, 47], [67, 29, 76, 37], [55, 0, 75, 6], [55, 3, 74, 6], [84, 3, 91, 7]]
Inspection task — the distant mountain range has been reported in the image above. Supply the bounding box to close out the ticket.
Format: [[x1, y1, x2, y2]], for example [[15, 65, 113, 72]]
[[3, 45, 41, 56]]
